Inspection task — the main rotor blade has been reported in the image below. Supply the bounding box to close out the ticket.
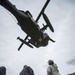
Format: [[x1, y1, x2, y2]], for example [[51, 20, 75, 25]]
[[18, 36, 28, 50], [36, 0, 50, 22], [43, 13, 54, 32], [18, 43, 24, 51]]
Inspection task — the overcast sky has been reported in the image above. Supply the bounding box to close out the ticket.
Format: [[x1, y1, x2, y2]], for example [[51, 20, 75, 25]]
[[0, 0, 75, 75]]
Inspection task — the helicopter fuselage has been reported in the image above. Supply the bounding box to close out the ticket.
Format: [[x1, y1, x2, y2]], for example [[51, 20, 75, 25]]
[[0, 0, 55, 49], [0, 0, 42, 42]]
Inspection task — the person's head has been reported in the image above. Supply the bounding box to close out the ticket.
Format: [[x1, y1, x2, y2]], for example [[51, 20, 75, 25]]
[[0, 66, 6, 75], [48, 60, 54, 65], [23, 65, 28, 69]]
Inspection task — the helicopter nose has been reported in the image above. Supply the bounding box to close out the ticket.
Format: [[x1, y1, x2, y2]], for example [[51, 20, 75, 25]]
[[41, 38, 48, 46]]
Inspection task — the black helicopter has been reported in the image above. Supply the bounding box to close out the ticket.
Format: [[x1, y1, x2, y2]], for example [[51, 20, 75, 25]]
[[0, 0, 55, 50]]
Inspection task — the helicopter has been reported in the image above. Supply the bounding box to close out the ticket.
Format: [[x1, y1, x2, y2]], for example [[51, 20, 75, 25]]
[[0, 0, 55, 50]]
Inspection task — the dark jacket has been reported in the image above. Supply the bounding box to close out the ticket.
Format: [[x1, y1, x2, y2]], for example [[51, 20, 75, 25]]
[[20, 66, 34, 75], [0, 66, 6, 75]]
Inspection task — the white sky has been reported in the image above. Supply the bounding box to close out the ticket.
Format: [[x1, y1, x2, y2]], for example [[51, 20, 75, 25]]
[[0, 0, 75, 75]]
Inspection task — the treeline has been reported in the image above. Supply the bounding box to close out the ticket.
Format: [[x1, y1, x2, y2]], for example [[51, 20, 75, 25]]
[[68, 72, 75, 75]]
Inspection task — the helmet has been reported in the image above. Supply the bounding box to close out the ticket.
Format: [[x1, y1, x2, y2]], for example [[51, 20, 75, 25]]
[[48, 60, 54, 65]]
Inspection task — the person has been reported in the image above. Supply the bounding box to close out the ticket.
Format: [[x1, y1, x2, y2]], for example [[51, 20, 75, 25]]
[[0, 66, 6, 75], [47, 60, 61, 75], [19, 65, 34, 75]]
